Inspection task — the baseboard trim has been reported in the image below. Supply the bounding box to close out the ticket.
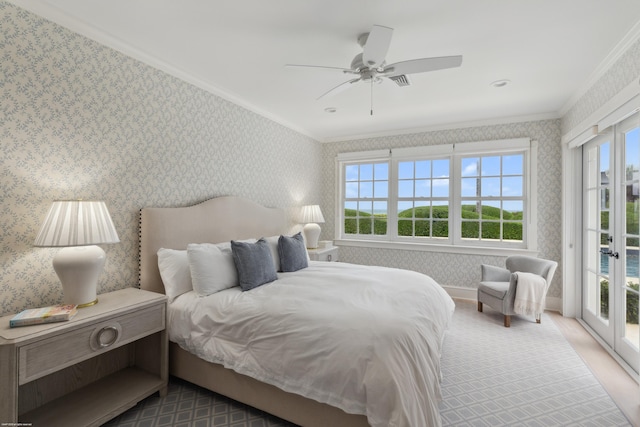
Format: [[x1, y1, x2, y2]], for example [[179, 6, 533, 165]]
[[442, 286, 476, 301]]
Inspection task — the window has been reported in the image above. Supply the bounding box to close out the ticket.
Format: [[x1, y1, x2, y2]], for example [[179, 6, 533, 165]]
[[336, 139, 536, 251], [344, 162, 389, 236], [459, 154, 525, 243], [397, 158, 450, 239]]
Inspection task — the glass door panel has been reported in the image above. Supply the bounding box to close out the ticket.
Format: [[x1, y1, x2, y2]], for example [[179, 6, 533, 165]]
[[583, 138, 614, 344], [617, 119, 640, 369], [584, 113, 640, 374]]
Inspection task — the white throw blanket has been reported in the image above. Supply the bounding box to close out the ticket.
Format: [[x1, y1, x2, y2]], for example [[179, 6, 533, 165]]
[[168, 261, 455, 427], [513, 271, 547, 315]]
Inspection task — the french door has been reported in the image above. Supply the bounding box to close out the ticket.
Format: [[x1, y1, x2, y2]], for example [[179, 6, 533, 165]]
[[583, 114, 640, 373]]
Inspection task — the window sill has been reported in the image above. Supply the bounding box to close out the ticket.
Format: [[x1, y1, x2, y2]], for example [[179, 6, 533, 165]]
[[334, 239, 538, 257]]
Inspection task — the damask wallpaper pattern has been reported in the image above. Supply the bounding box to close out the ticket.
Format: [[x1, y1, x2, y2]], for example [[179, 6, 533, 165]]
[[320, 120, 564, 300], [0, 3, 322, 316]]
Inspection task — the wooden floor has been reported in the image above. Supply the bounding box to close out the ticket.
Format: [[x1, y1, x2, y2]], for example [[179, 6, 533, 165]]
[[550, 311, 640, 426]]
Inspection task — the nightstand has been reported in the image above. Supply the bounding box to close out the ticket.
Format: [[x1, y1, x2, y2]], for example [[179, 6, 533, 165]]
[[0, 288, 168, 427], [308, 246, 339, 262]]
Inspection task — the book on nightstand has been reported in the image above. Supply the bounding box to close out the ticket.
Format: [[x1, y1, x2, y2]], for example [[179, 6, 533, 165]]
[[9, 304, 78, 328]]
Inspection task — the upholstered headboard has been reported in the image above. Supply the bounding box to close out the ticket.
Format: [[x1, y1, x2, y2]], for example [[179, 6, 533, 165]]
[[139, 196, 287, 294]]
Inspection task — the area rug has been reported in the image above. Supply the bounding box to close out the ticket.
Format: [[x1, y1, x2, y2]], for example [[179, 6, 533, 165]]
[[104, 300, 631, 427], [439, 300, 630, 426]]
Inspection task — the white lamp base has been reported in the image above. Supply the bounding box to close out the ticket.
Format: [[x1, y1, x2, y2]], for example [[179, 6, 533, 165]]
[[53, 245, 106, 307], [303, 223, 321, 249]]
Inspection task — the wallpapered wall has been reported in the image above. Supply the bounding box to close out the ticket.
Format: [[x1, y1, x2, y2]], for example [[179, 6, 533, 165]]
[[0, 3, 322, 316], [320, 120, 564, 299]]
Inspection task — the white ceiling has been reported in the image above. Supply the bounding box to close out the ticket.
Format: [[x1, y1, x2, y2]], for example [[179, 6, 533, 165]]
[[11, 0, 640, 142]]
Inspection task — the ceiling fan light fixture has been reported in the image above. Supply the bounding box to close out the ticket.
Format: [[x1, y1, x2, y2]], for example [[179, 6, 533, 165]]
[[491, 79, 511, 88]]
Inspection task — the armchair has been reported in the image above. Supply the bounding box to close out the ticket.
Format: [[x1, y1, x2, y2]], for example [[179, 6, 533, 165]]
[[477, 255, 558, 327]]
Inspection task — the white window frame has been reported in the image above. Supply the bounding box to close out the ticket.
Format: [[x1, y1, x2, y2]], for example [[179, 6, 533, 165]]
[[335, 138, 538, 256]]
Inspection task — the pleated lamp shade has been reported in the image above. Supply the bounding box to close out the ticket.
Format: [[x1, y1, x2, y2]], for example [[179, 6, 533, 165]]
[[34, 201, 119, 307]]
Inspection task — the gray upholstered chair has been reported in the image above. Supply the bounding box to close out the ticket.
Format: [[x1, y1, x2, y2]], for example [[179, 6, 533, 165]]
[[477, 255, 558, 327]]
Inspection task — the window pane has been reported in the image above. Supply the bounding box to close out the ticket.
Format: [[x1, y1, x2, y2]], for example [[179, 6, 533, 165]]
[[462, 221, 479, 238], [398, 201, 413, 213], [398, 180, 414, 197], [462, 158, 479, 177], [414, 201, 430, 218], [360, 164, 373, 180], [432, 179, 449, 197], [415, 179, 430, 197], [503, 201, 523, 219], [461, 203, 479, 219], [503, 154, 523, 175], [373, 201, 387, 214], [399, 162, 414, 179], [433, 159, 449, 177], [346, 165, 359, 181], [359, 181, 373, 198], [482, 201, 501, 219], [415, 161, 430, 179], [482, 222, 500, 239], [481, 156, 500, 176], [432, 220, 448, 238], [374, 181, 388, 198], [481, 177, 500, 197], [374, 163, 389, 180], [358, 218, 372, 234], [374, 218, 387, 235], [503, 222, 523, 241], [344, 201, 357, 214], [358, 201, 373, 215], [461, 177, 479, 197], [344, 218, 356, 234], [502, 176, 523, 197], [433, 201, 449, 219], [415, 220, 430, 237], [398, 219, 412, 236], [345, 182, 358, 198]]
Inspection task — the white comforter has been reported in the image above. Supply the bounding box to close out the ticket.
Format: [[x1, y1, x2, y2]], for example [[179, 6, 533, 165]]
[[168, 261, 455, 427]]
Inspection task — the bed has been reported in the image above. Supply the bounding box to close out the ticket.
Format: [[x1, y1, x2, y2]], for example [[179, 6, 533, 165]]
[[139, 196, 455, 427]]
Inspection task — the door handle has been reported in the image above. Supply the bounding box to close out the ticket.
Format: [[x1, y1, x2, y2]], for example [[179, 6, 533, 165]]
[[600, 248, 619, 259]]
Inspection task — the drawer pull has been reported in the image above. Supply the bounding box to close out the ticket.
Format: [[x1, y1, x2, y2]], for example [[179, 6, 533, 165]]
[[97, 326, 119, 348]]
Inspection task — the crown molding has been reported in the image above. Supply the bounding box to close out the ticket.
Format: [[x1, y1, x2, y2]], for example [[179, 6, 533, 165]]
[[559, 19, 640, 116]]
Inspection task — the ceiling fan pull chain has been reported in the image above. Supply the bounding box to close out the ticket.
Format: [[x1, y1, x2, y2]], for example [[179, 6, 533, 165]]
[[370, 78, 374, 116]]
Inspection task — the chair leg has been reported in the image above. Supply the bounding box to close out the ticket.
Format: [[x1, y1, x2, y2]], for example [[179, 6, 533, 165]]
[[477, 301, 483, 312], [536, 313, 541, 324], [504, 315, 511, 328]]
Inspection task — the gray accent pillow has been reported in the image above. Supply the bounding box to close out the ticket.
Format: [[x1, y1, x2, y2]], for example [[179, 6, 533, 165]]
[[231, 238, 278, 291], [278, 232, 309, 272]]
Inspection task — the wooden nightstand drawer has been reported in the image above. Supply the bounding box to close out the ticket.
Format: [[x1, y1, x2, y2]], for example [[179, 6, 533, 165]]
[[18, 304, 164, 384]]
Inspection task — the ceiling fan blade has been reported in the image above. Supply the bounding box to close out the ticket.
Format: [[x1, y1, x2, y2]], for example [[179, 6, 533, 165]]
[[285, 64, 358, 74], [362, 25, 393, 68], [316, 78, 361, 100], [384, 55, 463, 77]]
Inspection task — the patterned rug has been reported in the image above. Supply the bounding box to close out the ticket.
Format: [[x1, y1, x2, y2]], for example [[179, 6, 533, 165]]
[[104, 300, 631, 427]]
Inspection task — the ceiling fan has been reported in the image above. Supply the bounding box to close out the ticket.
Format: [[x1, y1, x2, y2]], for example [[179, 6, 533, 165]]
[[286, 25, 463, 112]]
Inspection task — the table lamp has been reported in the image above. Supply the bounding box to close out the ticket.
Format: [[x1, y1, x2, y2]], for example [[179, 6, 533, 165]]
[[300, 205, 325, 249], [34, 200, 120, 307]]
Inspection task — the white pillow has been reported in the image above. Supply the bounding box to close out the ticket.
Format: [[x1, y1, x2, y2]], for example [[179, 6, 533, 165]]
[[157, 248, 192, 302], [265, 235, 281, 272], [187, 243, 239, 296]]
